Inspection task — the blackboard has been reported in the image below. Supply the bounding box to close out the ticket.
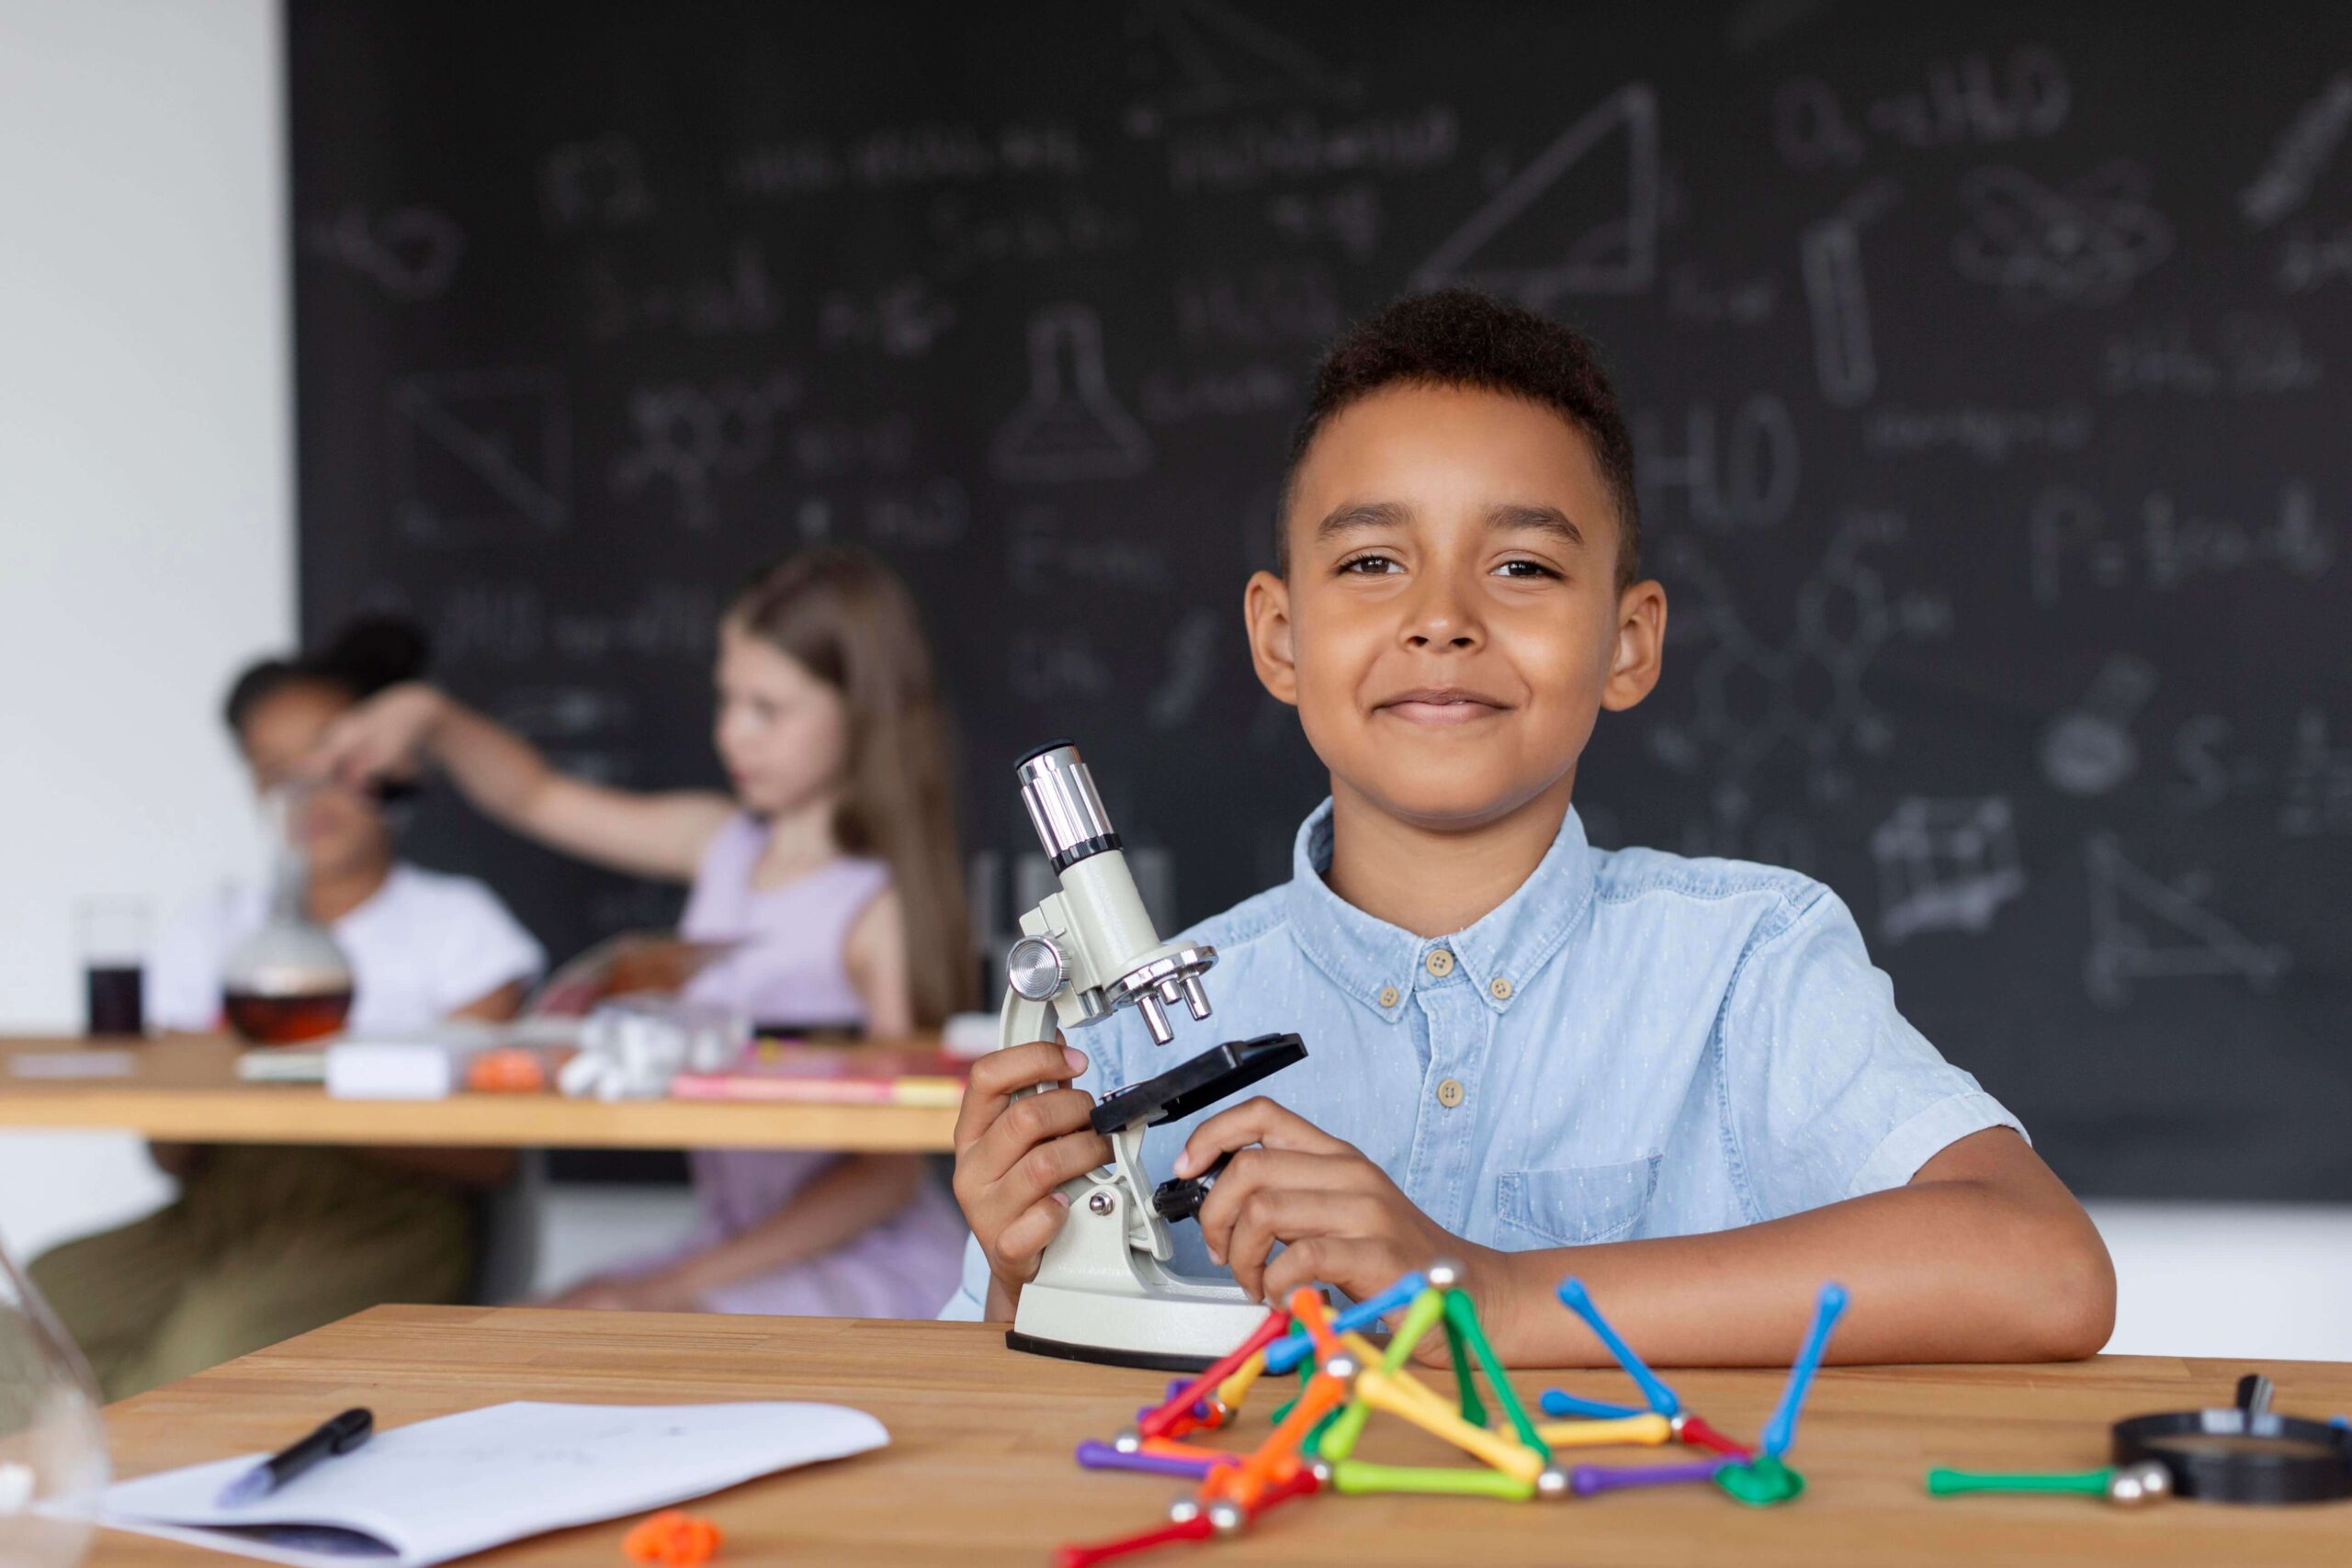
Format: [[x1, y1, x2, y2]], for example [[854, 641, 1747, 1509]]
[[290, 0, 2352, 1201]]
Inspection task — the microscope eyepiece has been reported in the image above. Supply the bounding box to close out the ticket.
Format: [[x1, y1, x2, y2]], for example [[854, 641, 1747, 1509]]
[[1016, 742, 1122, 872]]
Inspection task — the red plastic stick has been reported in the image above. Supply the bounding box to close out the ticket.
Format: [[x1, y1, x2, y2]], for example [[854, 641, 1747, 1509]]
[[1250, 1464, 1322, 1515], [1053, 1514, 1215, 1568], [1676, 1415, 1754, 1460], [1139, 1310, 1294, 1438]]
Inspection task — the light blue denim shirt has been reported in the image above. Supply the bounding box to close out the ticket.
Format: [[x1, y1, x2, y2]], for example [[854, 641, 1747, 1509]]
[[941, 799, 2022, 1320]]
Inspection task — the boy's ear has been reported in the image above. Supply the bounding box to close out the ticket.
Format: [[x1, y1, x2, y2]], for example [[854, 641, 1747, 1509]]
[[1600, 579, 1668, 713], [1244, 570, 1300, 707]]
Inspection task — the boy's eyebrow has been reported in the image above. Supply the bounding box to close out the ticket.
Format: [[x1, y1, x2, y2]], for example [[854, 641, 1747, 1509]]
[[1489, 502, 1586, 548], [1313, 500, 1414, 541]]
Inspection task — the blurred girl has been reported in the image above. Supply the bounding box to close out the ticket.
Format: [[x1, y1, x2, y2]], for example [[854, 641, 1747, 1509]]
[[30, 619, 543, 1399], [315, 547, 973, 1316]]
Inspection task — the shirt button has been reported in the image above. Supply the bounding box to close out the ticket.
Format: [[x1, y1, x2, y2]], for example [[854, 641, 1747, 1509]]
[[1436, 1077, 1465, 1109], [1489, 976, 1513, 1000], [1377, 985, 1399, 1009], [1424, 947, 1455, 978]]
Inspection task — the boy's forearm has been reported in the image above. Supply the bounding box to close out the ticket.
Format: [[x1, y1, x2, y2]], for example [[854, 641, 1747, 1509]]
[[1479, 1134, 2114, 1369]]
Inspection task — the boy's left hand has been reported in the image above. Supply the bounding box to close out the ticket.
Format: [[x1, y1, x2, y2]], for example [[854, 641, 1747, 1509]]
[[1177, 1097, 1494, 1324]]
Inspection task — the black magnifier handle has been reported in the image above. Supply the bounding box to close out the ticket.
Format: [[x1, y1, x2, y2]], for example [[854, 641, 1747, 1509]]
[[2236, 1373, 2275, 1418]]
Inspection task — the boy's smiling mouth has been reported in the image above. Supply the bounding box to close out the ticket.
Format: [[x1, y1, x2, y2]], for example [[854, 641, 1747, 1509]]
[[1374, 685, 1513, 725]]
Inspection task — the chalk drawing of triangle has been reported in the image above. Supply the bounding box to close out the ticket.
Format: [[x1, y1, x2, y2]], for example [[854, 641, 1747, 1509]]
[[1132, 0, 1351, 117], [1413, 84, 1660, 305]]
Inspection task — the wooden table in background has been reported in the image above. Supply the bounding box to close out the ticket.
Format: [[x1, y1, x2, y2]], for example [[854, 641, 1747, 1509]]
[[85, 1308, 2352, 1565], [0, 1035, 957, 1152]]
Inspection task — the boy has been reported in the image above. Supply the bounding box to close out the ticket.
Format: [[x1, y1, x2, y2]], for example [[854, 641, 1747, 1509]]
[[945, 290, 2113, 1365]]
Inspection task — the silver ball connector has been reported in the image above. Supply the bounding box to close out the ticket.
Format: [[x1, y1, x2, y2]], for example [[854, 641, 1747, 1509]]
[[1536, 1467, 1571, 1499], [1113, 1428, 1140, 1455], [1323, 1354, 1362, 1385], [1167, 1497, 1201, 1525], [1427, 1259, 1464, 1291], [2107, 1461, 2173, 1507], [1206, 1499, 1248, 1537]]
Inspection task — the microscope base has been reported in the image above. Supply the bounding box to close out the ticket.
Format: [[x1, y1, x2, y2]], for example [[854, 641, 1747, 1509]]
[[1008, 1275, 1275, 1372]]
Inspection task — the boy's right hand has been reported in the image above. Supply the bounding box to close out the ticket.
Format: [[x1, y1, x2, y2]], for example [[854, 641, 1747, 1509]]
[[951, 1042, 1112, 1314], [310, 681, 445, 788]]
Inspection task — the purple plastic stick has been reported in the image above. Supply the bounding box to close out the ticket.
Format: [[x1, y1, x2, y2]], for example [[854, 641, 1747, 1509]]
[[1075, 1440, 1225, 1479], [1570, 1459, 1728, 1496], [1136, 1380, 1213, 1425]]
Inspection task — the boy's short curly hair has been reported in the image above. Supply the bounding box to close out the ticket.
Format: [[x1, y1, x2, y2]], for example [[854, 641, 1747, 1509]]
[[1279, 288, 1641, 588]]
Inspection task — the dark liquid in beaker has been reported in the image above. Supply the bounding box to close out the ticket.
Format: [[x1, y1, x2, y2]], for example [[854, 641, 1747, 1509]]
[[222, 990, 354, 1044], [85, 964, 144, 1036]]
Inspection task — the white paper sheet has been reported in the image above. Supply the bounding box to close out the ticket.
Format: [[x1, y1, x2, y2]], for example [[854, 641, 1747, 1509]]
[[88, 1401, 888, 1568]]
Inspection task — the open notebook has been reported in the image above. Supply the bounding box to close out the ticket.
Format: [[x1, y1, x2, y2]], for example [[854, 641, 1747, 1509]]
[[89, 1401, 888, 1567]]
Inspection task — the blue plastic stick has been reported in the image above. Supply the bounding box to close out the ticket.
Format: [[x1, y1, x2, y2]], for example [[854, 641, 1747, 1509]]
[[1555, 1279, 1680, 1417], [1262, 1270, 1428, 1375], [1760, 1282, 1849, 1459], [1540, 1389, 1644, 1421]]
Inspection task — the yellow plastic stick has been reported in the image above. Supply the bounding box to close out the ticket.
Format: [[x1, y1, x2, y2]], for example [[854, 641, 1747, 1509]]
[[1319, 1288, 1448, 1465], [1534, 1413, 1674, 1449], [1358, 1369, 1544, 1483], [1216, 1349, 1267, 1412]]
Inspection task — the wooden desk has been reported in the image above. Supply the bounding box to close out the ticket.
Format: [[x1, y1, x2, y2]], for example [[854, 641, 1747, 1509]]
[[86, 1308, 2352, 1565], [0, 1036, 957, 1152]]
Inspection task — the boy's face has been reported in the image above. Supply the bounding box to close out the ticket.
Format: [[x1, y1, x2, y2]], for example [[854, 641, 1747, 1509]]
[[1247, 383, 1666, 831]]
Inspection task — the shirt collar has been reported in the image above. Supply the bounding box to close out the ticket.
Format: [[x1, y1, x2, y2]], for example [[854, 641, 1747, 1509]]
[[1280, 797, 1598, 1021]]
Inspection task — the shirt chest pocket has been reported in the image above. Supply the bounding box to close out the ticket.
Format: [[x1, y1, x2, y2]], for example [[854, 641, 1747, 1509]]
[[1494, 1156, 1663, 1248]]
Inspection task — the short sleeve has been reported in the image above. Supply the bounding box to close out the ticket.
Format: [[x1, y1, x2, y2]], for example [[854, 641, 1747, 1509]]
[[418, 878, 547, 1016], [1723, 887, 2025, 1221], [147, 889, 238, 1032]]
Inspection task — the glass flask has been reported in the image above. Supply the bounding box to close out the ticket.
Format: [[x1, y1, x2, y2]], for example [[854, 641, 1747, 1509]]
[[220, 786, 356, 1044], [0, 1239, 108, 1567]]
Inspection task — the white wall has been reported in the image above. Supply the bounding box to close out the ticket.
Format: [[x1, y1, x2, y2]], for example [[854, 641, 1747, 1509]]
[[0, 0, 290, 1255]]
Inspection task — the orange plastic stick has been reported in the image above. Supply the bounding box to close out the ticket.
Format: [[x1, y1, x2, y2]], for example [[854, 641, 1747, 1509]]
[[1139, 1309, 1292, 1439], [1210, 1372, 1351, 1509]]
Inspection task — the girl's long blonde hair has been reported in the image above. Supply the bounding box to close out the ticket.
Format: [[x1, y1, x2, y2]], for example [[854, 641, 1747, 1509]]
[[729, 547, 975, 1029]]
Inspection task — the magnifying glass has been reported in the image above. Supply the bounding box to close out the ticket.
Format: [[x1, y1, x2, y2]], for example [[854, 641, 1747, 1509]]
[[1928, 1375, 2352, 1507]]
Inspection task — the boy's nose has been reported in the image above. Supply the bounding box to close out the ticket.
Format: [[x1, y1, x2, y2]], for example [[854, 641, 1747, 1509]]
[[1401, 571, 1484, 650]]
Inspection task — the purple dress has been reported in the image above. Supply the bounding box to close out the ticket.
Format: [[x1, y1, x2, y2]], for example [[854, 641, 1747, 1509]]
[[633, 816, 967, 1318]]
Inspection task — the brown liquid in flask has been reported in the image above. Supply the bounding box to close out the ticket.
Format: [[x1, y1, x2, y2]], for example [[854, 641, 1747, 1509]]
[[222, 988, 354, 1044]]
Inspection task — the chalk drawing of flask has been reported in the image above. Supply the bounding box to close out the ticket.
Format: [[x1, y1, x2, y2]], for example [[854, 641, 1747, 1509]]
[[989, 304, 1152, 483], [2041, 654, 2155, 797]]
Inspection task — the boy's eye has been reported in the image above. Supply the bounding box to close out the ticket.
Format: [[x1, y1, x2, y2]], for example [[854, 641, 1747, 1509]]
[[1494, 558, 1561, 580], [1337, 553, 1402, 576]]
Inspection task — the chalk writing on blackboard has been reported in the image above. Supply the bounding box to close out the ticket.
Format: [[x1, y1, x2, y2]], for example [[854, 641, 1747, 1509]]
[[2083, 834, 2290, 1008], [2041, 655, 2155, 797], [389, 370, 570, 547], [306, 205, 465, 301], [1126, 0, 1357, 129], [1413, 84, 1657, 304], [612, 374, 803, 530], [542, 136, 654, 231], [1862, 402, 2092, 465], [1647, 511, 1945, 810], [2099, 315, 2324, 397], [2029, 481, 2335, 602], [2280, 711, 2352, 836], [1635, 395, 1800, 533], [585, 242, 779, 339], [2239, 71, 2352, 230], [1951, 164, 2172, 310], [990, 304, 1153, 482], [1871, 795, 2026, 944], [1800, 179, 1896, 407], [1772, 47, 2068, 171]]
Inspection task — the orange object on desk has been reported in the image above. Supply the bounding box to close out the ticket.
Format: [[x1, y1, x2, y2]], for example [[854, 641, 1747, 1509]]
[[622, 1509, 722, 1566], [464, 1046, 552, 1093]]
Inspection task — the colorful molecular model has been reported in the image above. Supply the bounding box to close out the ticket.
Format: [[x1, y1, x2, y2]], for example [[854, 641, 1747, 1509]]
[[1057, 1266, 1849, 1565]]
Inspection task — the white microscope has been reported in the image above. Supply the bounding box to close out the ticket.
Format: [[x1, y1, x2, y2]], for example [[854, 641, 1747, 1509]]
[[996, 741, 1306, 1371]]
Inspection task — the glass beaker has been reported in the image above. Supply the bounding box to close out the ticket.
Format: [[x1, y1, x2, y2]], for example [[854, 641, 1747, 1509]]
[[0, 1239, 108, 1566], [220, 786, 356, 1044]]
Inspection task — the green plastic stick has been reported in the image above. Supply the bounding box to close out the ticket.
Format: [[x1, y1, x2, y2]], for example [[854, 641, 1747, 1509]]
[[1331, 1459, 1536, 1500], [1321, 1288, 1449, 1464], [1442, 1313, 1488, 1429], [1442, 1289, 1551, 1465], [1297, 1404, 1343, 1460], [1927, 1467, 2112, 1497]]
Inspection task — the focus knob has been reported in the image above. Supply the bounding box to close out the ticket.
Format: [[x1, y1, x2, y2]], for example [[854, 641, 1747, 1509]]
[[1006, 934, 1067, 1001]]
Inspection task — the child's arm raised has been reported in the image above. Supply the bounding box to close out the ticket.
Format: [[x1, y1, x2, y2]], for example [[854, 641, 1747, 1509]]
[[1181, 1100, 2114, 1368], [314, 682, 735, 883]]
